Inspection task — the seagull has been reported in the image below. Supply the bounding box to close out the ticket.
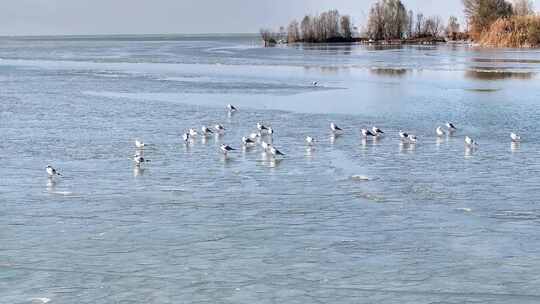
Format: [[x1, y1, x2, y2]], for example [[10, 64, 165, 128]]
[[409, 135, 418, 143], [214, 124, 226, 133], [249, 132, 260, 140], [46, 165, 61, 178], [399, 130, 409, 141], [305, 136, 315, 145], [312, 81, 318, 87], [242, 136, 256, 146], [270, 146, 285, 156], [201, 125, 213, 135], [189, 128, 198, 136], [135, 140, 146, 148], [372, 126, 384, 135], [227, 104, 237, 112], [330, 123, 342, 133], [133, 155, 149, 166], [465, 136, 477, 147], [510, 132, 521, 142], [361, 128, 377, 138], [182, 132, 190, 143], [436, 126, 446, 137], [220, 144, 235, 154], [446, 122, 457, 132], [257, 123, 269, 132]]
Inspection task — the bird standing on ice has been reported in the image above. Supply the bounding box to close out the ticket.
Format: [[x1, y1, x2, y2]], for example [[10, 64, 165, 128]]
[[361, 128, 377, 138], [372, 126, 384, 136], [214, 124, 226, 134], [436, 126, 446, 137], [330, 123, 343, 133], [133, 155, 149, 166], [446, 122, 457, 132], [465, 136, 478, 147], [242, 136, 256, 146], [189, 128, 198, 137], [510, 132, 521, 142], [312, 81, 318, 87], [220, 144, 235, 155], [201, 126, 213, 136], [257, 123, 269, 133], [227, 104, 237, 112], [270, 146, 285, 157], [46, 165, 62, 178], [182, 132, 190, 143], [399, 130, 409, 141], [305, 136, 315, 145]]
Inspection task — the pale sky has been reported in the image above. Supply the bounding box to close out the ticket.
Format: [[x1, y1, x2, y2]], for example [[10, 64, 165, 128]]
[[0, 0, 538, 36]]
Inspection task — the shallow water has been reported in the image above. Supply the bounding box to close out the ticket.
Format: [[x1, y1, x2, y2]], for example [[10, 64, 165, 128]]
[[2, 35, 540, 303]]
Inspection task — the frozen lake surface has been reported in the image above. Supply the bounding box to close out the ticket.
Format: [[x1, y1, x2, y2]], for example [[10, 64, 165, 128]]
[[1, 35, 540, 303]]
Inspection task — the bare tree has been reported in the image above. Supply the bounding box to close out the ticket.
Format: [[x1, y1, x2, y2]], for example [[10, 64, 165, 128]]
[[287, 20, 301, 43], [260, 29, 277, 46], [446, 16, 461, 39], [416, 13, 425, 37], [340, 15, 353, 40], [367, 0, 408, 40], [513, 0, 534, 15], [407, 10, 414, 38], [424, 16, 443, 37]]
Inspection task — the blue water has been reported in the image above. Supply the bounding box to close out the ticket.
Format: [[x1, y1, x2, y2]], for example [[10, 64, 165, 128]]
[[2, 35, 540, 303]]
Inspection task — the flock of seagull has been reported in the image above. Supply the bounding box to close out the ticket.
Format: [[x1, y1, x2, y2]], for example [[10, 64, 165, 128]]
[[46, 103, 523, 179]]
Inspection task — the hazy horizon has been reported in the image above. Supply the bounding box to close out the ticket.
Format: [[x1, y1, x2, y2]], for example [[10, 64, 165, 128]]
[[1, 0, 539, 36]]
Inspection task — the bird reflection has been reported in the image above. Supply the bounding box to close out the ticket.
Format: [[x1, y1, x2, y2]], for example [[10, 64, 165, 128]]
[[46, 178, 57, 193], [330, 134, 341, 145], [511, 141, 520, 152], [305, 147, 314, 159], [465, 146, 477, 158], [399, 142, 416, 153], [133, 166, 145, 177]]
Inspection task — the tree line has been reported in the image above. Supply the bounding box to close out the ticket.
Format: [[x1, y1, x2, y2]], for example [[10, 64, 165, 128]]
[[260, 10, 353, 45], [260, 0, 538, 47]]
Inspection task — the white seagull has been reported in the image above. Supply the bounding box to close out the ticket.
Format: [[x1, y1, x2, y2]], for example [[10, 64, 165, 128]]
[[257, 123, 269, 133], [510, 132, 521, 142], [446, 122, 457, 132], [220, 144, 235, 154], [330, 123, 343, 133], [46, 165, 62, 178], [189, 128, 198, 136], [436, 126, 446, 137], [372, 126, 384, 135], [270, 146, 285, 157], [227, 104, 237, 112], [465, 136, 477, 147], [399, 130, 409, 141], [135, 140, 146, 148], [361, 128, 377, 138], [182, 132, 190, 143], [201, 125, 213, 135], [305, 136, 315, 145], [249, 132, 260, 140], [242, 136, 256, 146], [214, 124, 226, 133], [133, 155, 149, 166], [409, 135, 418, 143], [312, 81, 318, 87]]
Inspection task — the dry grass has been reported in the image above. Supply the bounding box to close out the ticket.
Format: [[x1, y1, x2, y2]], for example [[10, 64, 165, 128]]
[[479, 15, 540, 48]]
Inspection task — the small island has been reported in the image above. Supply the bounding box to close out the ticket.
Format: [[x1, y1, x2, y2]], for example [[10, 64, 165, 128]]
[[260, 0, 540, 48]]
